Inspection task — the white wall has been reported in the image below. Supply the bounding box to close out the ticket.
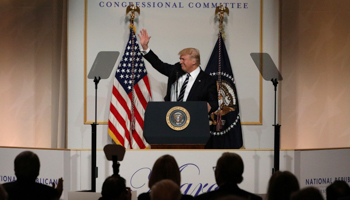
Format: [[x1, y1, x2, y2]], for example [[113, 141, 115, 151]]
[[67, 0, 280, 150]]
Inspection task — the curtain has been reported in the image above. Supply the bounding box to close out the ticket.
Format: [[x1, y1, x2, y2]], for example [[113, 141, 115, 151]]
[[280, 0, 350, 148], [0, 0, 67, 148]]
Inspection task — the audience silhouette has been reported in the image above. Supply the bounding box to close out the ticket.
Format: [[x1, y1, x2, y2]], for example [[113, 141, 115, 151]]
[[4, 149, 348, 200], [326, 180, 350, 200], [266, 170, 300, 200], [138, 154, 193, 200], [194, 152, 262, 200], [150, 179, 181, 200], [99, 175, 131, 200], [291, 186, 324, 200], [0, 184, 7, 200], [2, 151, 63, 200]]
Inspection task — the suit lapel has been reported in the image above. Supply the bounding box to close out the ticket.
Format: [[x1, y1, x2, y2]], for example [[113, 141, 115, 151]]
[[187, 70, 204, 101], [166, 65, 185, 101]]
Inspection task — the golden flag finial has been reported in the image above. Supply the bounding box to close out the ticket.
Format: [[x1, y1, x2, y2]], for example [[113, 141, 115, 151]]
[[126, 3, 140, 24], [215, 4, 229, 40], [215, 4, 229, 24]]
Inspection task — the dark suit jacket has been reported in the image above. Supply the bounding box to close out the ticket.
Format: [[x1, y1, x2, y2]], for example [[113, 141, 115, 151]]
[[143, 50, 218, 113], [194, 182, 262, 200], [3, 180, 59, 200]]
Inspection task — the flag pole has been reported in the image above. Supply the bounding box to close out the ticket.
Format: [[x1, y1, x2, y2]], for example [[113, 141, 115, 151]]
[[108, 4, 150, 149], [126, 4, 140, 133], [207, 5, 243, 148], [214, 4, 229, 131]]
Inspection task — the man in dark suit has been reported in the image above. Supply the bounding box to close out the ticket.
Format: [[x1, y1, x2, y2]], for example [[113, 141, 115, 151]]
[[3, 151, 63, 200], [195, 152, 262, 200], [138, 29, 218, 113]]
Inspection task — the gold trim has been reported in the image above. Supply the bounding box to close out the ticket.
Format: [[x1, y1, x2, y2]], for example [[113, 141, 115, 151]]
[[278, 0, 282, 125], [295, 147, 350, 151], [84, 0, 88, 124], [85, 121, 108, 125], [0, 146, 72, 151], [83, 0, 264, 125], [241, 0, 263, 125], [65, 0, 69, 149], [166, 106, 190, 131], [259, 0, 263, 125], [2, 146, 350, 151], [125, 148, 296, 151], [242, 121, 263, 125]]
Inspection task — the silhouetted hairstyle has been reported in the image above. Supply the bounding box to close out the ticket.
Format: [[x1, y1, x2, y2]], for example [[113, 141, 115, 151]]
[[14, 151, 40, 181], [100, 175, 127, 200], [291, 187, 324, 200], [150, 179, 181, 200], [326, 180, 350, 200], [148, 155, 181, 188], [215, 152, 244, 184], [266, 171, 300, 200]]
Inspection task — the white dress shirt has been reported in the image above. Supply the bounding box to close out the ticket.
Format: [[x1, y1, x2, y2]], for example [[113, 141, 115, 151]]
[[170, 66, 200, 101]]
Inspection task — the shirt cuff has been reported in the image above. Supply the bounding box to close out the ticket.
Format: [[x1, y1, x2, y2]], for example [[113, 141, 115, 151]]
[[141, 48, 150, 55]]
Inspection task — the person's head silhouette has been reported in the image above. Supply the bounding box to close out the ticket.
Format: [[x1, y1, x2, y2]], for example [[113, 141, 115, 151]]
[[14, 151, 40, 181]]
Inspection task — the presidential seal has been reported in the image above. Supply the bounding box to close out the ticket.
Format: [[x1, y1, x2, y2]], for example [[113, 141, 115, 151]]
[[166, 106, 190, 131], [210, 80, 237, 125]]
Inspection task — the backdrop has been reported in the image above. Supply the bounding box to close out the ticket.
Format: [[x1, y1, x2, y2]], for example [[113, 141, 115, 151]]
[[67, 0, 280, 149]]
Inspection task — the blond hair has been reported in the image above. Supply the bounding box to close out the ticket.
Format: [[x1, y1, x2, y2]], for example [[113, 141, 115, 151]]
[[178, 48, 201, 66]]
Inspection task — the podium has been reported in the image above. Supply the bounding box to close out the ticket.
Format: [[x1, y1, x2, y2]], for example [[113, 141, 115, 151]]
[[143, 101, 210, 149]]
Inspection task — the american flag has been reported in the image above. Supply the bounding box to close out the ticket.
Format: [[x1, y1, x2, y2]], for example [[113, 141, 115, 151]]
[[108, 27, 151, 149]]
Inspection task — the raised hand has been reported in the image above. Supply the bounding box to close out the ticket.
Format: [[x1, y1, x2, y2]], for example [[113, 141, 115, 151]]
[[137, 29, 151, 51], [52, 177, 63, 199]]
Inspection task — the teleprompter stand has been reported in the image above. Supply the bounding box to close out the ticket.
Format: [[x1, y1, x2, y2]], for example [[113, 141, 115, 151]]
[[250, 53, 283, 174], [103, 144, 126, 177], [87, 51, 119, 192]]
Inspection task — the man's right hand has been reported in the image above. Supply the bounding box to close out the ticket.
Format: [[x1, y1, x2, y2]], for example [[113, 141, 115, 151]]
[[137, 29, 151, 51], [52, 177, 63, 199]]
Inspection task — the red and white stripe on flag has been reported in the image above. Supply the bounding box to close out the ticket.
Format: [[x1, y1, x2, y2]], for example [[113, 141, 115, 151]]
[[108, 27, 151, 149]]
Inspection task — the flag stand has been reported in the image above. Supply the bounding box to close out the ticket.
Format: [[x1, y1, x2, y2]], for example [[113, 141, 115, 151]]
[[250, 53, 283, 174], [87, 51, 119, 192]]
